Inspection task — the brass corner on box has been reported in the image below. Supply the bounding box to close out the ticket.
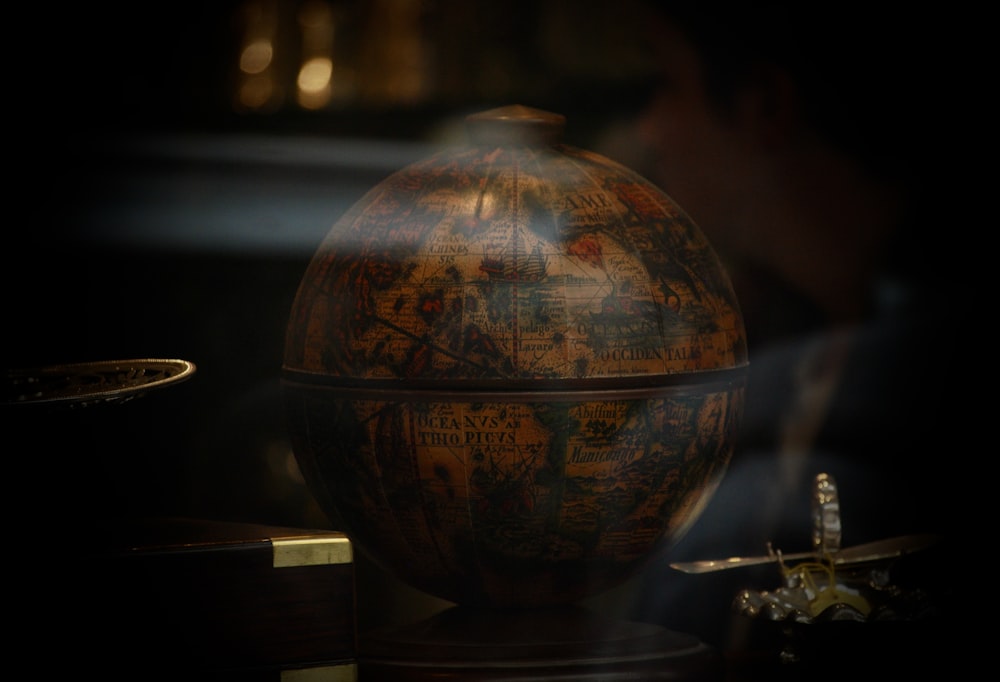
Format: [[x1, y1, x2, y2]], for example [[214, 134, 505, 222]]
[[78, 517, 358, 679]]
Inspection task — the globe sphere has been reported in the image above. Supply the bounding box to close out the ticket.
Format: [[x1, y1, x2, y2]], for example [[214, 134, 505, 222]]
[[282, 105, 747, 608]]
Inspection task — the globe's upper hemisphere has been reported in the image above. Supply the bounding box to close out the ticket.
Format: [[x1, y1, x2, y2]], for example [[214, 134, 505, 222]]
[[283, 144, 747, 383]]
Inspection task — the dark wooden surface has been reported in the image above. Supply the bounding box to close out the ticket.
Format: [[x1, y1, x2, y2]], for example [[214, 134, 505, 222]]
[[73, 518, 357, 679], [19, 515, 951, 681], [358, 604, 726, 681]]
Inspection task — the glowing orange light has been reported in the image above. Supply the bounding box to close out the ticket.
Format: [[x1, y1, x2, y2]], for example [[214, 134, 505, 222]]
[[240, 38, 273, 74], [297, 56, 333, 93], [239, 74, 275, 109]]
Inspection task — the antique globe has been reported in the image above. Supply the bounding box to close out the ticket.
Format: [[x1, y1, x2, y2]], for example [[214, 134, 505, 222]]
[[282, 105, 748, 610]]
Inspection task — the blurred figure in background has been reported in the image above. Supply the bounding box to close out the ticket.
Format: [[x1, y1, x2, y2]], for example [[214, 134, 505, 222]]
[[623, 2, 965, 672]]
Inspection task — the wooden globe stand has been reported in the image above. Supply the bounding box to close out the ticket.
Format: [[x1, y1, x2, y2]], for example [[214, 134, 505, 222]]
[[359, 604, 724, 681]]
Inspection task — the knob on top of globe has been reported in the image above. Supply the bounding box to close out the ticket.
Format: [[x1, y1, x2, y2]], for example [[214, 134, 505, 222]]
[[282, 105, 748, 608]]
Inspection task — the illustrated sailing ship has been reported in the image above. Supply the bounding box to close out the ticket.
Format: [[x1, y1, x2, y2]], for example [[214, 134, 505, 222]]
[[587, 284, 666, 335], [479, 242, 548, 282]]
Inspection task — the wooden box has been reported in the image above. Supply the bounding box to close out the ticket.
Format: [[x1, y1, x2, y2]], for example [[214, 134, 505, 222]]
[[77, 517, 357, 681]]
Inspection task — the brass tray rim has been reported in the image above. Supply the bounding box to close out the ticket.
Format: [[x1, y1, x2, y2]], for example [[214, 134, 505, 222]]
[[2, 358, 196, 407]]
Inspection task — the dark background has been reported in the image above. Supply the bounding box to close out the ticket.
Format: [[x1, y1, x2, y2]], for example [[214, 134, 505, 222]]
[[8, 0, 660, 518], [5, 0, 668, 635], [3, 2, 977, 671]]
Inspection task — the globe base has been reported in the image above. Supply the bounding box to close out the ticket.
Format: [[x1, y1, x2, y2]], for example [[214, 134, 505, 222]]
[[359, 604, 724, 681]]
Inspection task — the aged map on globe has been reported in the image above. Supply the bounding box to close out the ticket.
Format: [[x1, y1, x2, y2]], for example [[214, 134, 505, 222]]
[[285, 143, 745, 382], [283, 136, 747, 606]]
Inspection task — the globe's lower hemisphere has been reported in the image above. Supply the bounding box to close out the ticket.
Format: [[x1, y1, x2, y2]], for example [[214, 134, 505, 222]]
[[283, 379, 744, 608]]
